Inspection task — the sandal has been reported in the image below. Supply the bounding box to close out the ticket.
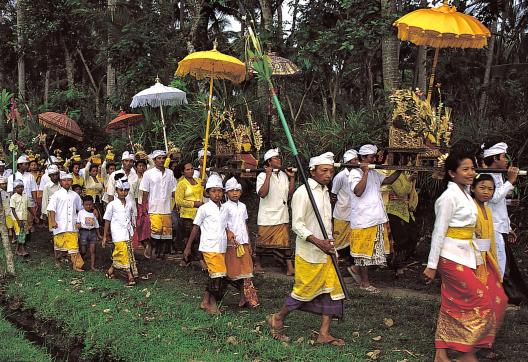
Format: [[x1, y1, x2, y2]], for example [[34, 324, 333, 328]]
[[127, 279, 136, 286], [266, 314, 290, 342], [105, 272, 115, 279], [360, 285, 381, 294], [347, 266, 362, 284]]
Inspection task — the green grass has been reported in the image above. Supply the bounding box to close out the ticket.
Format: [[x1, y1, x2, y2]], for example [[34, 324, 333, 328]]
[[1, 241, 527, 361], [0, 310, 53, 362]]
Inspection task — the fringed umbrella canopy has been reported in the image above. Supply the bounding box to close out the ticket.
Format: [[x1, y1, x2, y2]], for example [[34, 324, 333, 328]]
[[130, 79, 188, 108], [38, 112, 83, 141], [250, 52, 301, 77], [105, 113, 144, 132]]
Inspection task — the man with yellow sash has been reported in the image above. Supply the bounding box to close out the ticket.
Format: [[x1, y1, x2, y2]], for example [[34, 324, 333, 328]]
[[347, 144, 401, 293], [268, 152, 345, 346]]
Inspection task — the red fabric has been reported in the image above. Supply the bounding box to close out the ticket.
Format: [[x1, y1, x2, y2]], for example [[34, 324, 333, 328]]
[[132, 203, 151, 248], [435, 257, 507, 352]]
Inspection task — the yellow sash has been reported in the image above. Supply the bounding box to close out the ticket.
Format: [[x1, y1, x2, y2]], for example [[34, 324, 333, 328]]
[[445, 226, 474, 240], [474, 203, 501, 282]]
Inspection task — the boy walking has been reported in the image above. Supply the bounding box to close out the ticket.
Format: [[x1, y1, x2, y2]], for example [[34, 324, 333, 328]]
[[77, 196, 101, 271], [10, 180, 31, 256], [102, 179, 137, 286], [47, 172, 84, 271]]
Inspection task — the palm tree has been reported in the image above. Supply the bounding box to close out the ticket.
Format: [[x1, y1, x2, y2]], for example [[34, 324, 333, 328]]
[[381, 0, 400, 92]]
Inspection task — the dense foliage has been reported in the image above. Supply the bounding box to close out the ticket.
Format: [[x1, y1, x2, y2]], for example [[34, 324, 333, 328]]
[[0, 0, 527, 166]]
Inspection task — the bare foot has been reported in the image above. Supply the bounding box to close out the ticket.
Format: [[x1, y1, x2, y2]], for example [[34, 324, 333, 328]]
[[434, 349, 452, 362], [73, 267, 84, 272], [315, 334, 345, 347], [267, 314, 289, 342]]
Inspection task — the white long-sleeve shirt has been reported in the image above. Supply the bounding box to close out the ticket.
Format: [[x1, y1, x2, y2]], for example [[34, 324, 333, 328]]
[[486, 173, 513, 234], [7, 171, 37, 203], [47, 188, 83, 235], [41, 181, 61, 217], [348, 169, 387, 228], [331, 168, 351, 221], [291, 178, 333, 264], [427, 182, 479, 269], [139, 167, 176, 214]]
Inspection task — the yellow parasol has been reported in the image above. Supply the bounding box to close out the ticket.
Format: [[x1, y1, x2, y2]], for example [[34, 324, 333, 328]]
[[394, 0, 490, 102], [175, 41, 246, 178]]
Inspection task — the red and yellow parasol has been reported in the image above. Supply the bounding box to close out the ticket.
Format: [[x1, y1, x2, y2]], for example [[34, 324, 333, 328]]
[[394, 0, 490, 102], [175, 40, 246, 179]]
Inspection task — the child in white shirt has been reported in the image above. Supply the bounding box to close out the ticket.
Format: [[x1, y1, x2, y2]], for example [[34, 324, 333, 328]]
[[223, 177, 259, 308], [76, 195, 101, 271], [102, 179, 137, 286], [0, 176, 14, 243], [184, 174, 230, 314], [10, 180, 31, 256]]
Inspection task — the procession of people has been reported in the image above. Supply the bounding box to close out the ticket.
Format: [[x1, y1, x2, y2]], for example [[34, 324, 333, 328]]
[[0, 138, 526, 361]]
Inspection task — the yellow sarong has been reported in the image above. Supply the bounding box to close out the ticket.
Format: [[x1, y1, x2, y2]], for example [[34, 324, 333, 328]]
[[291, 255, 344, 302], [149, 213, 172, 240], [332, 219, 351, 250], [53, 232, 84, 269], [350, 224, 390, 258], [5, 215, 14, 229], [112, 241, 130, 269], [202, 252, 227, 278]]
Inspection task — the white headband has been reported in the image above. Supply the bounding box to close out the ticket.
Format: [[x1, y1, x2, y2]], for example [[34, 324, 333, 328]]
[[309, 152, 335, 169], [343, 149, 358, 163], [225, 177, 242, 192], [483, 142, 507, 158], [358, 144, 378, 156]]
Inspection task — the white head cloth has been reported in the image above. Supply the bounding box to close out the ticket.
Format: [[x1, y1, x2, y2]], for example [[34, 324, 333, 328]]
[[0, 160, 5, 166], [0, 176, 7, 184], [358, 144, 378, 156], [197, 149, 211, 158], [60, 172, 73, 180], [263, 148, 280, 162], [343, 149, 358, 163], [17, 155, 29, 164], [121, 151, 135, 161], [225, 177, 242, 192], [483, 142, 508, 158], [309, 152, 335, 169], [45, 156, 59, 166], [205, 174, 223, 190], [47, 165, 59, 175], [115, 179, 130, 190], [13, 179, 24, 188], [150, 150, 166, 159]]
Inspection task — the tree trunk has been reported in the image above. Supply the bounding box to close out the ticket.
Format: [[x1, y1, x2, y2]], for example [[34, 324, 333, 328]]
[[62, 38, 75, 89], [16, 0, 25, 100], [381, 0, 399, 92], [276, 0, 283, 32], [414, 45, 427, 93], [366, 59, 374, 106], [259, 0, 273, 30], [77, 49, 101, 121], [44, 68, 50, 106], [478, 19, 497, 121], [107, 0, 117, 112], [288, 0, 299, 43], [179, 0, 185, 30]]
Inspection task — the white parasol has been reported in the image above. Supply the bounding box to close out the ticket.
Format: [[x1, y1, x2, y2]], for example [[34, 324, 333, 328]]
[[130, 76, 188, 151]]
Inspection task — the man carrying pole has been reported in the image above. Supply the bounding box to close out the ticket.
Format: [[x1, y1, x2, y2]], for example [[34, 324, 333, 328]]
[[267, 152, 345, 346]]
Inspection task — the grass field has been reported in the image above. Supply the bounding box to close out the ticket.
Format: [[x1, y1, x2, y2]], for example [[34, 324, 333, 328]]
[[1, 235, 528, 361], [0, 309, 52, 362]]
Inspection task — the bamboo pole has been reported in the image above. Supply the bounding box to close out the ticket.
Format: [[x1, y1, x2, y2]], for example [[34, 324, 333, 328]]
[[201, 77, 214, 180]]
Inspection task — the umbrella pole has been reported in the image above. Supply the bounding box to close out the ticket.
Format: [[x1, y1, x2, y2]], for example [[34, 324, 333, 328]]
[[159, 103, 169, 153], [426, 47, 440, 103], [201, 77, 214, 180], [267, 82, 350, 299]]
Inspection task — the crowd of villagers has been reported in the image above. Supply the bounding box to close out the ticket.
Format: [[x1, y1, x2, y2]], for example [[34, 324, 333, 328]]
[[1, 139, 527, 359]]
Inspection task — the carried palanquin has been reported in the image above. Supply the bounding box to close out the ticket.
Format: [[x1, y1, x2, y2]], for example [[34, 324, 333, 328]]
[[387, 88, 453, 178], [209, 106, 263, 178]]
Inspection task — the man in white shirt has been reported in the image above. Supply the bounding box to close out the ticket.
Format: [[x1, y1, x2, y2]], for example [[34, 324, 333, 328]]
[[47, 172, 84, 271], [483, 142, 518, 278], [347, 144, 401, 294], [106, 151, 138, 203], [331, 149, 358, 257], [38, 156, 62, 192], [0, 160, 13, 178], [139, 150, 176, 259], [41, 165, 61, 219], [268, 152, 345, 346], [255, 147, 295, 275], [193, 149, 211, 179]]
